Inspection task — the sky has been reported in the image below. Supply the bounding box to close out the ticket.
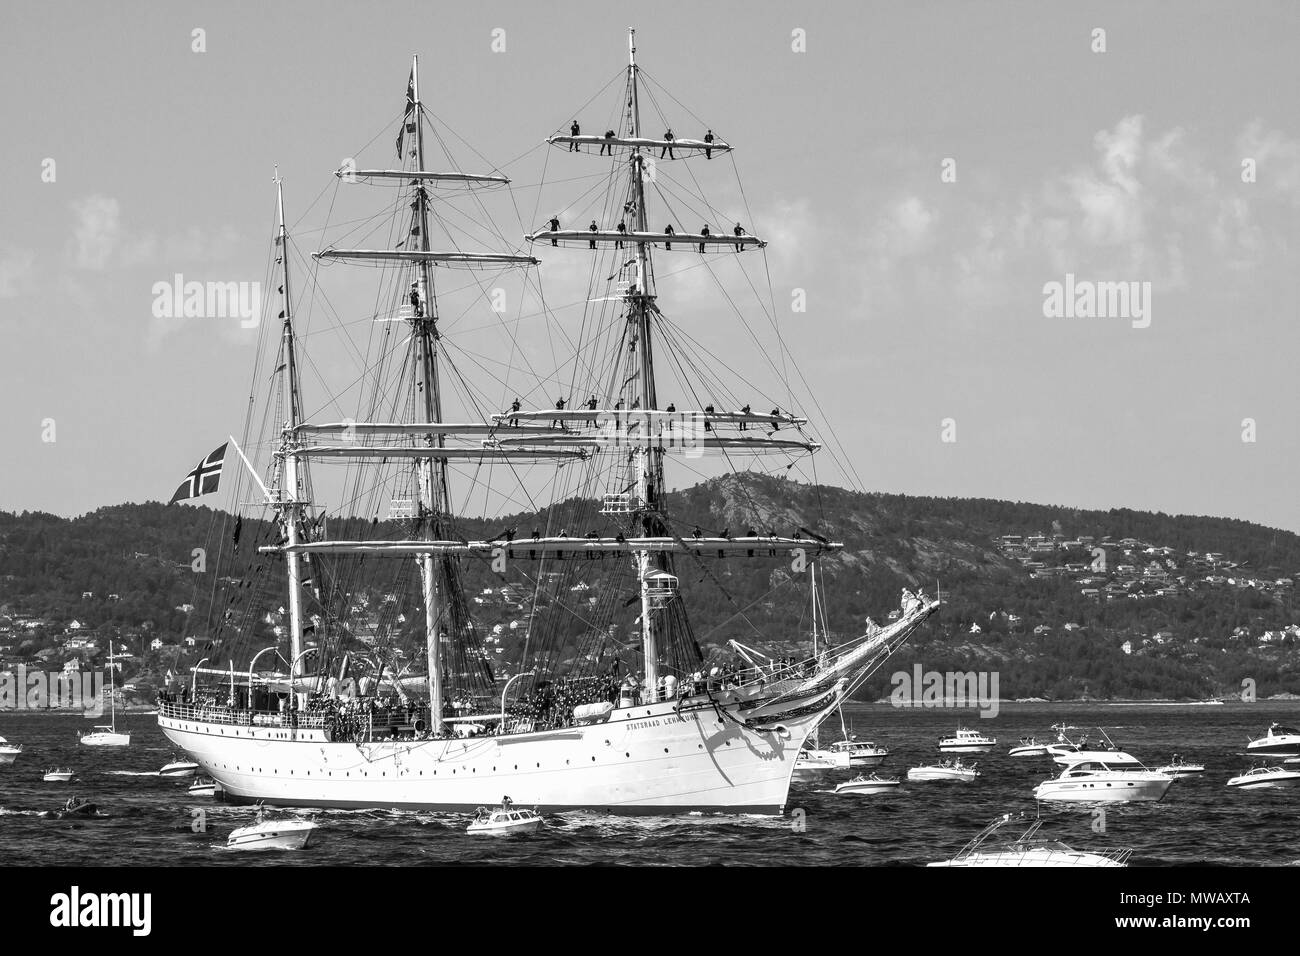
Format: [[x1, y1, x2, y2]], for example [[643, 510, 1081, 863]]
[[2, 1, 1298, 531]]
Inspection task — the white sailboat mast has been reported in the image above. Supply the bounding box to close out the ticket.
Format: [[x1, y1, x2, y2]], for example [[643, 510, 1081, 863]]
[[627, 28, 661, 697], [276, 171, 306, 698], [411, 55, 445, 733]]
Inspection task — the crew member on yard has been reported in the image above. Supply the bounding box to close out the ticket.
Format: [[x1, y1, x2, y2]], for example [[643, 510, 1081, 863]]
[[660, 128, 674, 159], [569, 120, 580, 150]]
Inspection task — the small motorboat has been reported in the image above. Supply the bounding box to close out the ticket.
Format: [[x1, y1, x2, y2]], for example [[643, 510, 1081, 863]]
[[188, 776, 218, 797], [1047, 727, 1138, 766], [0, 735, 23, 766], [43, 768, 75, 782], [938, 727, 996, 753], [227, 806, 316, 850], [834, 773, 901, 794], [1008, 736, 1049, 758], [907, 758, 980, 782], [1245, 722, 1300, 758], [928, 813, 1131, 868], [467, 797, 544, 835], [792, 748, 840, 778], [1033, 760, 1172, 803], [1226, 766, 1300, 790], [827, 737, 889, 768], [1155, 754, 1205, 777], [159, 758, 199, 777], [44, 796, 102, 819]]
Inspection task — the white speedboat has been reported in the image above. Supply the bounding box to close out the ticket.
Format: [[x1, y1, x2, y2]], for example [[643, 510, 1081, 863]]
[[1245, 723, 1300, 758], [828, 737, 889, 768], [1226, 766, 1300, 790], [227, 808, 315, 850], [908, 758, 980, 782], [467, 798, 543, 835], [833, 773, 900, 794], [928, 813, 1131, 867], [0, 735, 22, 766], [42, 768, 75, 782], [1033, 759, 1173, 803], [159, 758, 199, 777], [938, 727, 996, 753], [1008, 736, 1049, 758], [1047, 728, 1136, 766], [189, 776, 219, 798], [1155, 754, 1205, 777]]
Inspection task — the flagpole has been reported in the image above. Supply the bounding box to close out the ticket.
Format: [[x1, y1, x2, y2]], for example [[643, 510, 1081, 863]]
[[227, 435, 272, 503]]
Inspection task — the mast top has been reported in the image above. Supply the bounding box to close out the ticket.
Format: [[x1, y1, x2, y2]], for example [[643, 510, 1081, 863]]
[[273, 166, 286, 232], [628, 28, 636, 65]]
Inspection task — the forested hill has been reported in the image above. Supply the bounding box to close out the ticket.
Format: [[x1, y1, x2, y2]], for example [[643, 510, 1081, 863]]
[[2, 474, 1299, 699]]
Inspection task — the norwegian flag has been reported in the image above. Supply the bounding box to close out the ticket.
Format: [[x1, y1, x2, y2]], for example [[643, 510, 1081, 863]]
[[169, 443, 228, 504]]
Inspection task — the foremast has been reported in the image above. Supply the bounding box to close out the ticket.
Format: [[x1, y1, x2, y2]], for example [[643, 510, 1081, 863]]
[[625, 29, 663, 696], [274, 170, 307, 705], [410, 54, 447, 734]]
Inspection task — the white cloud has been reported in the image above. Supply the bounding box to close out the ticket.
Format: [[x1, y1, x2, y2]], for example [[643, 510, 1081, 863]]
[[1237, 119, 1300, 204], [0, 247, 36, 298], [72, 195, 122, 270]]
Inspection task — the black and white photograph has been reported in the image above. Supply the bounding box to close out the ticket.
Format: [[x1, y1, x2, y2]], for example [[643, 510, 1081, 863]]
[[0, 0, 1296, 930]]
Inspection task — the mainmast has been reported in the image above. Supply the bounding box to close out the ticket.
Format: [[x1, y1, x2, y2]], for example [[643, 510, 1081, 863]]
[[626, 28, 664, 698], [275, 170, 306, 705], [410, 54, 447, 734]]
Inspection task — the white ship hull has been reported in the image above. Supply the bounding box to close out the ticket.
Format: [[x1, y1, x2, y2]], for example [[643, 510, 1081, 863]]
[[161, 690, 830, 814], [0, 749, 20, 766]]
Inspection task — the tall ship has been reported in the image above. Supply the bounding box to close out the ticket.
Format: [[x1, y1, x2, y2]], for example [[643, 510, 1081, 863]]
[[157, 31, 939, 813]]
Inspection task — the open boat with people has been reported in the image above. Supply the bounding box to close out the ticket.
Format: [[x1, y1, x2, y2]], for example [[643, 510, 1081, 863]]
[[1033, 759, 1173, 803], [908, 758, 980, 782], [42, 768, 75, 782], [928, 812, 1132, 867], [44, 796, 102, 819], [1047, 727, 1136, 766], [188, 776, 220, 798], [1155, 754, 1205, 777], [467, 797, 544, 834], [1225, 766, 1300, 790]]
